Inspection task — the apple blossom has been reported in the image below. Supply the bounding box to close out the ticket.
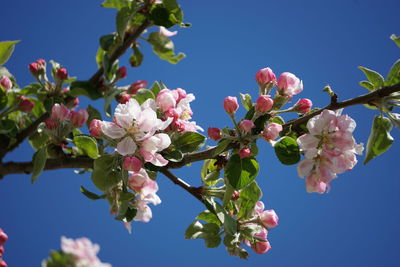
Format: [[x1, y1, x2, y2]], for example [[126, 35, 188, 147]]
[[208, 127, 221, 141], [255, 95, 274, 113], [294, 98, 312, 114], [262, 123, 282, 141], [239, 120, 255, 133], [255, 67, 276, 87], [140, 133, 171, 166], [123, 156, 142, 172], [159, 26, 178, 37], [0, 77, 12, 90], [277, 72, 303, 96], [223, 96, 239, 114], [260, 209, 279, 228], [51, 103, 70, 121]]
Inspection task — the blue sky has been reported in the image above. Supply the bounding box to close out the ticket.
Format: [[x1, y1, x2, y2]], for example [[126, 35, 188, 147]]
[[1, 0, 400, 266]]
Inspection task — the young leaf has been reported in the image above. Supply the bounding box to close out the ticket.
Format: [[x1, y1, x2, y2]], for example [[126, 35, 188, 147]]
[[237, 181, 262, 219], [31, 147, 47, 183], [91, 155, 122, 191], [147, 32, 185, 64], [239, 93, 252, 111], [101, 0, 133, 10], [390, 34, 400, 48], [364, 116, 394, 164], [196, 210, 222, 227], [385, 59, 400, 86], [359, 80, 375, 91], [80, 186, 105, 200], [0, 40, 20, 65], [212, 139, 231, 157], [358, 66, 384, 89], [150, 81, 161, 96], [130, 45, 144, 67], [274, 137, 300, 165], [69, 80, 102, 100], [225, 154, 259, 190], [73, 135, 99, 159], [173, 132, 206, 153], [133, 89, 155, 104], [116, 6, 136, 40]]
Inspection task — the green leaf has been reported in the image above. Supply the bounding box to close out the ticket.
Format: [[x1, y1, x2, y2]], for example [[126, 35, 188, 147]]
[[150, 6, 176, 28], [203, 197, 237, 235], [73, 135, 99, 159], [31, 147, 47, 183], [359, 80, 375, 92], [147, 32, 185, 64], [44, 251, 76, 267], [19, 83, 42, 95], [239, 93, 252, 111], [130, 45, 144, 67], [69, 80, 102, 100], [203, 170, 220, 186], [150, 81, 161, 96], [196, 210, 222, 227], [385, 59, 400, 86], [212, 139, 231, 157], [86, 105, 102, 128], [364, 116, 394, 164], [164, 149, 183, 162], [0, 40, 19, 65], [173, 132, 206, 153], [80, 186, 105, 200], [95, 47, 105, 68], [101, 0, 133, 10], [225, 154, 259, 190], [238, 181, 262, 219], [358, 66, 384, 89], [116, 6, 136, 40], [0, 90, 7, 110], [133, 88, 155, 104], [185, 221, 204, 239], [29, 130, 49, 150], [269, 116, 285, 125], [91, 155, 122, 191], [274, 136, 300, 165], [204, 235, 221, 248], [100, 33, 119, 52], [390, 34, 400, 48]]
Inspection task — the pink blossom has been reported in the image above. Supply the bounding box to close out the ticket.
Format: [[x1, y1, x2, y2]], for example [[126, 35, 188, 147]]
[[70, 109, 89, 128], [223, 96, 239, 114], [252, 240, 271, 254], [238, 147, 251, 158], [56, 67, 68, 80], [18, 96, 34, 112], [129, 80, 148, 94], [254, 201, 265, 215], [128, 168, 150, 192], [277, 72, 303, 96], [0, 77, 12, 90], [156, 89, 177, 112], [140, 133, 171, 166], [61, 236, 111, 267], [260, 209, 279, 228], [51, 103, 70, 121], [239, 120, 255, 134], [255, 67, 276, 87], [255, 95, 274, 113], [208, 127, 221, 141], [262, 123, 282, 141], [159, 26, 178, 37], [123, 156, 142, 172], [89, 119, 102, 137], [294, 98, 312, 114], [134, 200, 153, 223]]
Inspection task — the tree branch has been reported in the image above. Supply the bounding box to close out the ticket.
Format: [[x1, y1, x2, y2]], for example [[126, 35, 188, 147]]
[[159, 168, 204, 203]]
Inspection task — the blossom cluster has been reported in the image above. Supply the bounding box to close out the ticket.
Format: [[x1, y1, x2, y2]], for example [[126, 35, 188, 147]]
[[0, 228, 8, 267], [60, 236, 111, 267], [297, 109, 364, 193]]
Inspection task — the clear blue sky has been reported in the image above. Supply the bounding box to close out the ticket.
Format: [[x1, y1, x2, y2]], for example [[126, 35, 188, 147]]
[[1, 0, 400, 266]]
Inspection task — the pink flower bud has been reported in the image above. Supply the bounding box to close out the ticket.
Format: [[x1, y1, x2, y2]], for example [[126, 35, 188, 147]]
[[172, 120, 185, 132], [175, 88, 187, 102], [231, 191, 240, 201], [294, 98, 312, 114], [123, 156, 142, 172], [208, 127, 221, 141], [238, 147, 251, 158], [252, 241, 271, 254], [0, 229, 8, 246], [156, 89, 176, 112], [51, 104, 70, 121], [89, 119, 102, 137], [129, 80, 148, 94], [239, 120, 255, 133], [262, 123, 282, 141], [36, 59, 46, 67], [0, 77, 12, 90], [117, 92, 131, 104], [255, 95, 274, 113], [70, 109, 89, 128], [165, 108, 179, 121], [56, 67, 68, 80], [255, 67, 276, 87], [0, 245, 4, 257], [116, 66, 127, 79], [260, 209, 279, 228], [45, 118, 58, 130], [277, 72, 303, 96], [28, 62, 39, 75], [18, 96, 34, 112], [223, 96, 239, 114], [0, 260, 7, 267]]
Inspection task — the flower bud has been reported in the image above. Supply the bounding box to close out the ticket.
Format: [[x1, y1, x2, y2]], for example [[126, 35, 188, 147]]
[[67, 97, 79, 108], [0, 245, 4, 257], [45, 118, 58, 130], [238, 147, 251, 158], [165, 108, 179, 122], [0, 260, 7, 267], [116, 66, 127, 79], [252, 241, 271, 254], [156, 89, 176, 112], [223, 96, 239, 114], [176, 88, 187, 102], [117, 92, 131, 104], [28, 62, 41, 76], [208, 127, 221, 141], [129, 80, 148, 94], [70, 109, 89, 128], [255, 67, 276, 87], [51, 104, 70, 121], [56, 67, 68, 80], [0, 229, 8, 246], [277, 72, 303, 96], [123, 156, 142, 172], [89, 119, 102, 137], [231, 191, 240, 201], [294, 98, 312, 114], [18, 96, 34, 112], [262, 123, 282, 141], [239, 120, 254, 134], [255, 95, 273, 113], [260, 209, 279, 228], [0, 77, 12, 90], [36, 59, 46, 67]]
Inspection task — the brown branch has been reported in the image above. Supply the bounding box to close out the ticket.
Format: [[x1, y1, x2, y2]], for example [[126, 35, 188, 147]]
[[160, 168, 204, 204], [0, 112, 49, 161]]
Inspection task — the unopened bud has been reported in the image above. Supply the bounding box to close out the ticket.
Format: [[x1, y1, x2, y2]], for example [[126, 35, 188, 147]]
[[18, 96, 34, 112], [89, 119, 102, 136], [56, 67, 68, 80], [252, 241, 271, 254], [28, 62, 39, 75], [51, 103, 70, 121], [239, 120, 255, 134], [116, 66, 127, 79], [262, 123, 282, 141], [0, 260, 7, 267], [0, 246, 4, 257], [0, 229, 8, 246], [45, 118, 58, 130], [277, 72, 303, 96], [260, 209, 279, 228], [129, 80, 148, 94], [255, 95, 273, 113], [117, 92, 131, 104], [70, 109, 88, 128], [256, 67, 276, 87], [208, 127, 221, 141], [0, 77, 12, 90], [238, 147, 251, 158], [231, 191, 240, 201], [294, 98, 312, 114], [123, 156, 142, 172], [223, 96, 239, 114], [165, 108, 179, 121]]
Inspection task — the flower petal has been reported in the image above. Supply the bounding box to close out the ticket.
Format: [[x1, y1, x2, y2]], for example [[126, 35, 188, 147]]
[[101, 121, 126, 139], [116, 137, 137, 156]]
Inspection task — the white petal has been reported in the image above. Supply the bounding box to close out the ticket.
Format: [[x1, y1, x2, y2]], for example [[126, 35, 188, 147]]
[[115, 99, 141, 128], [159, 26, 178, 37], [150, 153, 169, 166], [141, 98, 157, 111], [101, 121, 126, 139], [153, 133, 171, 151], [116, 137, 137, 156]]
